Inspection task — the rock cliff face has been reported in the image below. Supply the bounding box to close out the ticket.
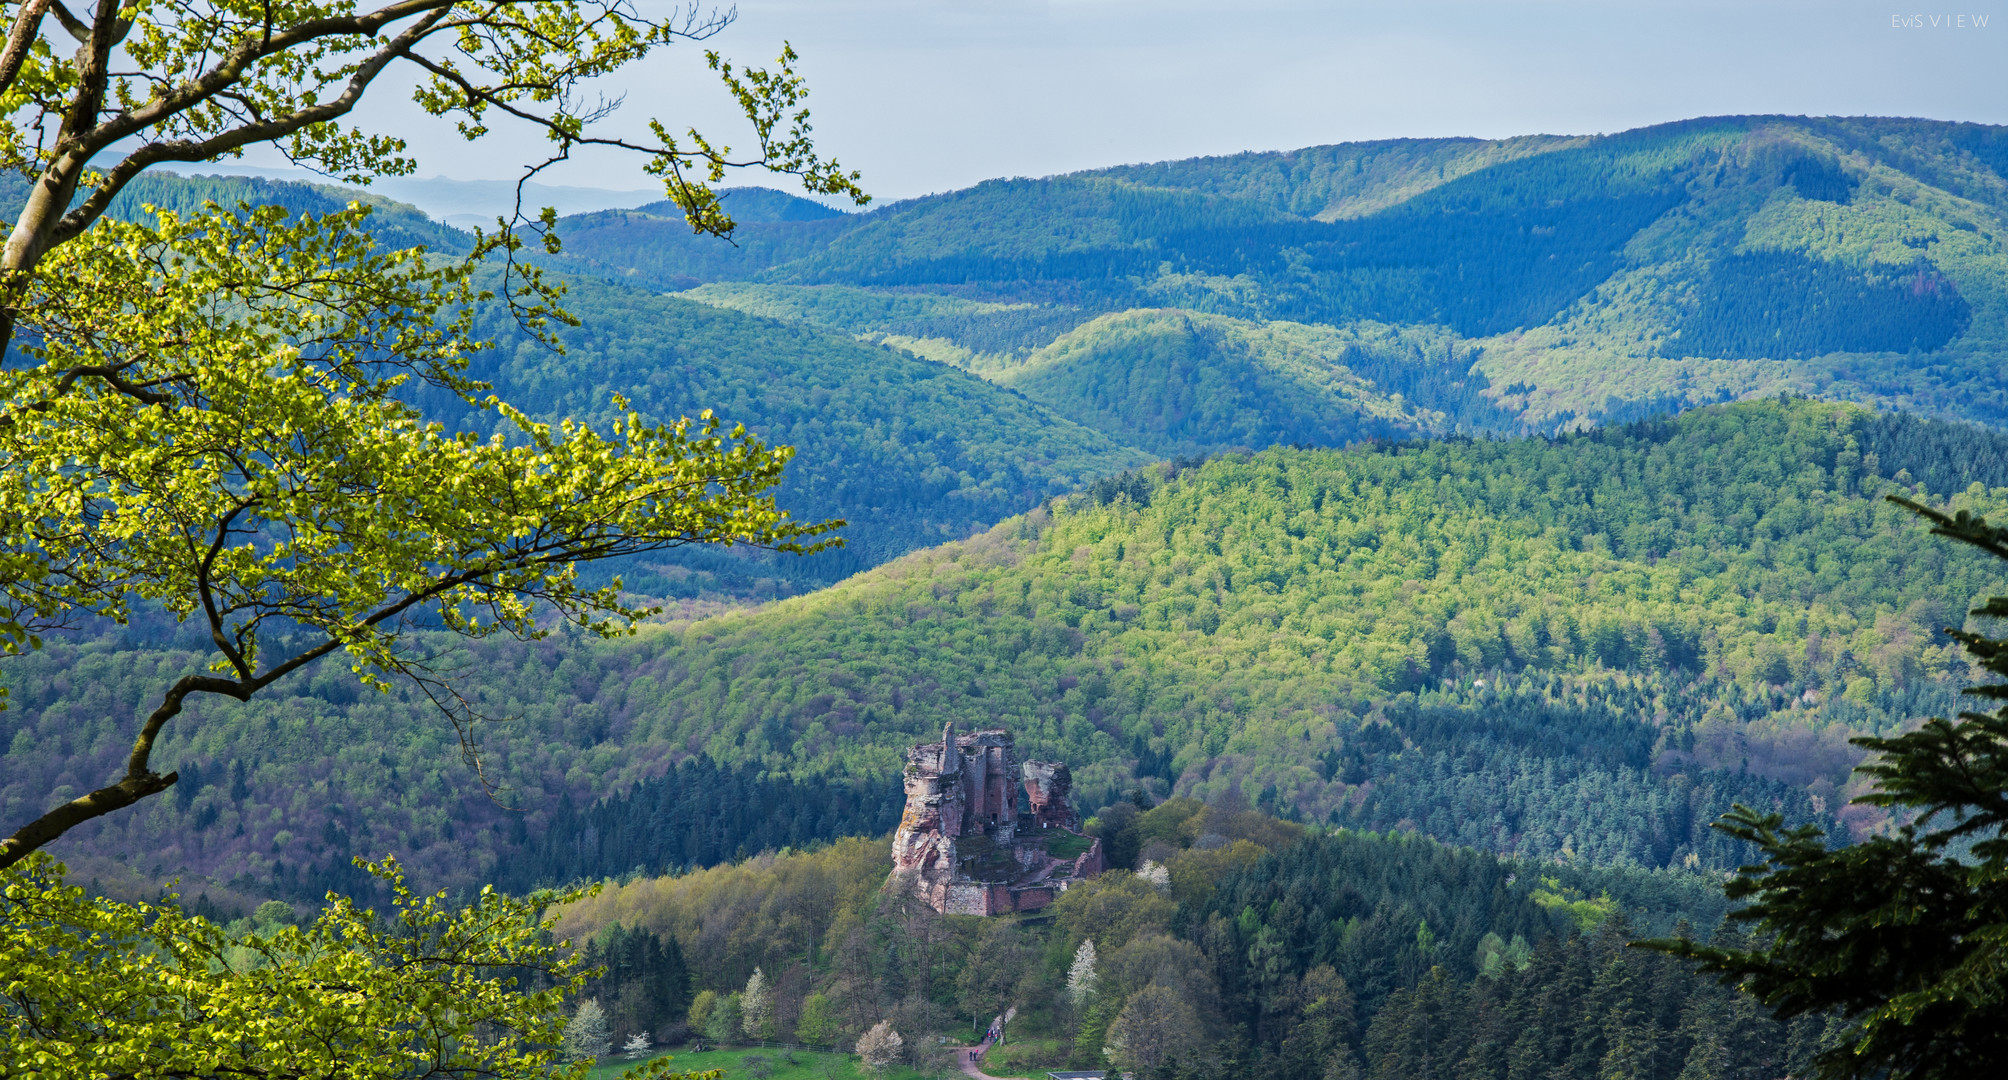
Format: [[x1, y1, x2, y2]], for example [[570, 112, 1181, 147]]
[[1021, 761, 1080, 831], [888, 724, 1104, 915]]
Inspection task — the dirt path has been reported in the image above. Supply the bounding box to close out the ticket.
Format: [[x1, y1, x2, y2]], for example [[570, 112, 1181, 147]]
[[952, 1039, 1014, 1080]]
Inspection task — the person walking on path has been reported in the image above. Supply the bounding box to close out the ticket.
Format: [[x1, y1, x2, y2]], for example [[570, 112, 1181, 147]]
[[955, 1037, 1008, 1080]]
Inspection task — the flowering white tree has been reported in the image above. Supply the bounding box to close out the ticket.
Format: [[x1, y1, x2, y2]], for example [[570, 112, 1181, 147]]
[[742, 966, 773, 1040], [623, 1032, 652, 1059], [1067, 939, 1100, 1005], [561, 998, 613, 1063], [1138, 860, 1172, 890], [855, 1019, 904, 1073]]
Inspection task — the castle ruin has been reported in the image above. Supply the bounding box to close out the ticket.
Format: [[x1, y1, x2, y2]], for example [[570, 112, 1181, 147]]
[[889, 724, 1104, 915]]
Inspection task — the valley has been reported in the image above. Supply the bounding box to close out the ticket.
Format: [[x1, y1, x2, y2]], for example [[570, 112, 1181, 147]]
[[9, 110, 2008, 1079]]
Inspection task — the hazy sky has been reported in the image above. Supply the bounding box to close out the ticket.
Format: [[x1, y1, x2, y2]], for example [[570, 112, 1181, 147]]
[[238, 0, 2008, 204]]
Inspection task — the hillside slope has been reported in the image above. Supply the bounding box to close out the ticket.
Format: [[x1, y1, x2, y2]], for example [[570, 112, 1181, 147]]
[[26, 169, 1156, 588], [15, 400, 2008, 895], [592, 400, 2000, 798], [427, 275, 1152, 585], [1078, 134, 1588, 220], [681, 286, 1509, 447], [991, 310, 1463, 454]]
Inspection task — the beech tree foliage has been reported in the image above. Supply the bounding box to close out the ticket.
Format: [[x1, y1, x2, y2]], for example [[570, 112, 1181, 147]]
[[0, 852, 721, 1080], [0, 0, 864, 279], [0, 0, 867, 867]]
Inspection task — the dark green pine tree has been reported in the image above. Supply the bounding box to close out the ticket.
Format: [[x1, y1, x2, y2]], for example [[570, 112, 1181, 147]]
[[1670, 990, 1734, 1080], [1361, 968, 1473, 1080], [1448, 979, 1516, 1080], [1639, 495, 2008, 1078], [580, 924, 693, 1043], [634, 928, 693, 1036], [1275, 967, 1362, 1080], [1586, 940, 1657, 1080]]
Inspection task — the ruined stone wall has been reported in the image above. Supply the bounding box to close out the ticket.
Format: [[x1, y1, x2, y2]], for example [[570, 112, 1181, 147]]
[[1010, 886, 1055, 910], [955, 731, 1016, 828], [1072, 838, 1105, 879], [943, 881, 1011, 916]]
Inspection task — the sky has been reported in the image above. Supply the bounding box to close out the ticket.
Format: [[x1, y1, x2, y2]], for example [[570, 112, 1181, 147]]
[[231, 0, 2008, 209]]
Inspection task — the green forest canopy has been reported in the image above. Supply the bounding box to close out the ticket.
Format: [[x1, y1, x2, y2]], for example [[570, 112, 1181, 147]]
[[10, 398, 2008, 896], [551, 802, 1820, 1080]]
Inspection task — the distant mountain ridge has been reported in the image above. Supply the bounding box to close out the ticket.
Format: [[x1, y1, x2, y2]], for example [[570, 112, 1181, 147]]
[[30, 118, 2008, 449], [78, 117, 2008, 450], [115, 165, 830, 227], [544, 115, 2008, 434], [1075, 133, 1590, 220]]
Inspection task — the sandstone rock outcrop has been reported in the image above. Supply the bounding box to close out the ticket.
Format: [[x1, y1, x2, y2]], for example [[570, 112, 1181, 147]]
[[1021, 760, 1080, 831], [888, 723, 1103, 915]]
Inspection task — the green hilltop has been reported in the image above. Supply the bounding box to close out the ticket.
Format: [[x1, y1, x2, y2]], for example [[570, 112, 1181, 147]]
[[990, 309, 1448, 455], [685, 285, 1504, 453]]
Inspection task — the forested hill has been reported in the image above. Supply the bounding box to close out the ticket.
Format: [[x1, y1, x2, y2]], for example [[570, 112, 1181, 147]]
[[15, 169, 1154, 590], [45, 123, 2008, 578], [0, 168, 472, 254], [426, 274, 1152, 586], [552, 115, 2008, 434], [549, 809, 1796, 1079], [586, 398, 2005, 784], [12, 398, 2008, 897]]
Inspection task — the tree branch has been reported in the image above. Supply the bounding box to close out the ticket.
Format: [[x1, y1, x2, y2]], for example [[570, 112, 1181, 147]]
[[0, 548, 518, 869], [48, 4, 455, 253], [45, 0, 83, 41], [74, 0, 455, 154], [0, 0, 55, 99], [0, 360, 176, 432], [195, 500, 255, 679], [0, 612, 369, 871], [0, 670, 239, 870]]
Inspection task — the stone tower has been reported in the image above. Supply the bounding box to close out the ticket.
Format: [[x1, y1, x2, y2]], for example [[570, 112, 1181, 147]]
[[887, 724, 1103, 915]]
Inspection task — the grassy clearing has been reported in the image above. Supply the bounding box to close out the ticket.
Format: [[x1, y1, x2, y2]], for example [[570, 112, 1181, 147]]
[[584, 1046, 936, 1080], [1042, 832, 1096, 859], [977, 1038, 1073, 1078]]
